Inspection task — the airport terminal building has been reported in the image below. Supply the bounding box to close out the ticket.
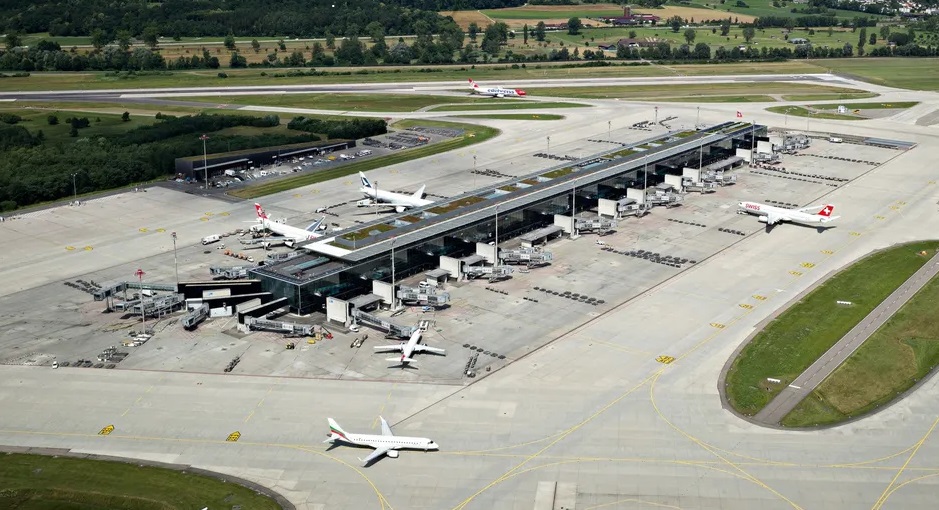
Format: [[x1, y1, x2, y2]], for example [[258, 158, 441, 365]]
[[250, 122, 764, 315]]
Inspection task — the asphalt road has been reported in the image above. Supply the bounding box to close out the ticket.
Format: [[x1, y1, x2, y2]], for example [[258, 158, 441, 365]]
[[755, 249, 939, 425]]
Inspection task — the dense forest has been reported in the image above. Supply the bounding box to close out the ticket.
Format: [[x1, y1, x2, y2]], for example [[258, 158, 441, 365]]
[[0, 0, 522, 39], [0, 113, 388, 211]]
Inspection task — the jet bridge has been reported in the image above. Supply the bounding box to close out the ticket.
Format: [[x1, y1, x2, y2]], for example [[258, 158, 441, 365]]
[[396, 286, 450, 306], [209, 266, 250, 280], [350, 309, 416, 338], [574, 217, 617, 234], [130, 293, 185, 318], [93, 281, 178, 301], [244, 317, 317, 335], [182, 303, 210, 330], [500, 247, 553, 266], [462, 265, 514, 280]]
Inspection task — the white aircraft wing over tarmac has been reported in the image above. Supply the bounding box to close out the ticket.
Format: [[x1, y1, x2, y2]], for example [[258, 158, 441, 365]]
[[356, 172, 433, 213], [323, 416, 439, 466], [737, 201, 840, 227], [373, 329, 446, 365]]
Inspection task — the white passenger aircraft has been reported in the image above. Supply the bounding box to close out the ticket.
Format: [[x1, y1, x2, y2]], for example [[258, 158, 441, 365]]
[[248, 203, 325, 247], [468, 78, 527, 98], [373, 329, 446, 365], [357, 172, 433, 213], [737, 201, 840, 227], [323, 416, 439, 466]]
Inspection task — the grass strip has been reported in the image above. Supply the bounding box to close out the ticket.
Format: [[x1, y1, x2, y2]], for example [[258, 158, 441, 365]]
[[229, 120, 499, 199], [0, 452, 282, 510], [765, 105, 863, 121], [725, 241, 939, 416]]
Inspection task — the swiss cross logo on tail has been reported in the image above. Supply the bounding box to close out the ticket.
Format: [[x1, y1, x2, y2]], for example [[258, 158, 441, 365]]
[[818, 205, 834, 217], [736, 111, 743, 118], [254, 203, 268, 220]]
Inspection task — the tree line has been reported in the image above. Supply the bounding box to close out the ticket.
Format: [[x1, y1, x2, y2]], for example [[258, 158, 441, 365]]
[[287, 117, 388, 140], [0, 114, 319, 211]]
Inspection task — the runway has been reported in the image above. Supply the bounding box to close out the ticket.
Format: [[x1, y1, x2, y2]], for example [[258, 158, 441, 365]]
[[2, 74, 939, 509]]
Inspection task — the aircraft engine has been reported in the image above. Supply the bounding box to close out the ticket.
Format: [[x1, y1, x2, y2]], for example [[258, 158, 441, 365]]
[[285, 240, 296, 248], [395, 206, 406, 213], [356, 199, 374, 207], [757, 216, 768, 223], [387, 450, 399, 458], [262, 242, 271, 250]]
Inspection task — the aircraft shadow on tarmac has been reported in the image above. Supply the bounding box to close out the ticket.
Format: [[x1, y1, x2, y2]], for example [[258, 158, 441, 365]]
[[765, 223, 838, 234]]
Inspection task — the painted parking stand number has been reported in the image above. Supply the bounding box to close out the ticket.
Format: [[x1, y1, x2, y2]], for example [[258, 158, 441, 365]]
[[226, 431, 241, 442], [656, 355, 675, 364], [850, 232, 861, 236], [739, 303, 753, 309], [789, 271, 803, 276], [821, 250, 834, 255], [710, 323, 726, 329], [753, 295, 767, 301], [800, 262, 815, 268], [99, 424, 114, 436]]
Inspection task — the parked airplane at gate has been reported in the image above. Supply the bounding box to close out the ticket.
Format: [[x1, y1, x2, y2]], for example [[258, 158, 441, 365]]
[[357, 172, 433, 213], [468, 78, 526, 98], [737, 201, 840, 227], [324, 416, 439, 466], [373, 329, 446, 365], [248, 203, 325, 248]]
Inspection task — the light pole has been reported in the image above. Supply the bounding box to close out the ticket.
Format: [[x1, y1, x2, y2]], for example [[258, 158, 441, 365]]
[[696, 106, 700, 129], [546, 135, 551, 154], [390, 237, 397, 309], [750, 120, 757, 161], [200, 134, 210, 189], [473, 154, 477, 189], [374, 180, 379, 218], [71, 173, 78, 203], [570, 181, 577, 239], [171, 231, 179, 289], [607, 120, 611, 141], [654, 106, 658, 126], [494, 204, 500, 264], [135, 268, 147, 333]]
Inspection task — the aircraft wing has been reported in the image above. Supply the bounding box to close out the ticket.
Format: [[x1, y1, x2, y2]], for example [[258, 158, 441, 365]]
[[359, 446, 391, 466], [374, 344, 405, 353], [357, 202, 412, 208], [380, 416, 394, 436], [766, 213, 784, 225], [240, 237, 288, 246], [414, 345, 446, 355]]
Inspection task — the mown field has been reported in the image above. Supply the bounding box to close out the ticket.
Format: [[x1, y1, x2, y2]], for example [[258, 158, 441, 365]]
[[819, 58, 939, 91], [783, 248, 939, 427], [0, 453, 283, 510], [528, 82, 870, 99], [725, 241, 939, 417], [165, 93, 525, 112], [0, 60, 828, 92]]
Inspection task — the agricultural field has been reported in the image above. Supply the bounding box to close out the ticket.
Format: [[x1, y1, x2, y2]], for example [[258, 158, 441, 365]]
[[474, 3, 756, 28], [678, 0, 886, 21]]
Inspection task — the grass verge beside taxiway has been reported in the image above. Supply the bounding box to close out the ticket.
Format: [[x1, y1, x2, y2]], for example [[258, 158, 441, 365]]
[[0, 452, 283, 510], [529, 83, 871, 100], [765, 105, 862, 121], [725, 241, 939, 417], [782, 250, 939, 427], [228, 119, 498, 199], [430, 101, 587, 111], [456, 113, 564, 120]]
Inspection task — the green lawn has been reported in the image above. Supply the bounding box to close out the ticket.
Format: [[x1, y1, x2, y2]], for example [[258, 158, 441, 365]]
[[816, 58, 939, 91], [456, 113, 565, 120], [229, 119, 499, 199], [169, 93, 521, 112], [430, 101, 588, 111], [766, 105, 864, 120], [656, 95, 777, 102], [682, 0, 886, 20], [779, 92, 879, 101], [782, 249, 939, 427], [530, 82, 867, 99], [0, 61, 828, 93], [725, 241, 939, 416], [0, 108, 159, 144], [810, 101, 920, 110], [0, 452, 282, 510]]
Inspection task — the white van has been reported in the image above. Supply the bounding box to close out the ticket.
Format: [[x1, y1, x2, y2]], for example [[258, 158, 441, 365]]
[[828, 137, 843, 143], [202, 234, 221, 245]]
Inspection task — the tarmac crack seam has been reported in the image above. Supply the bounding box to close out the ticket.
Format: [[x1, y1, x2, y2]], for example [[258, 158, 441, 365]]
[[450, 371, 660, 510], [871, 415, 939, 510]]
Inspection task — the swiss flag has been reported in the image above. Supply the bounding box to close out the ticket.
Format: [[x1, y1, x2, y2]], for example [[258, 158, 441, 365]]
[[736, 111, 743, 118]]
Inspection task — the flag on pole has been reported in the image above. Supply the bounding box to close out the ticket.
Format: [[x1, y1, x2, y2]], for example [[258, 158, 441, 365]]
[[736, 111, 743, 118], [171, 231, 177, 240]]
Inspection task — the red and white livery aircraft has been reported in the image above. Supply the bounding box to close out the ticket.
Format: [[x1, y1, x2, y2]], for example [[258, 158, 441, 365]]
[[468, 78, 526, 98], [738, 201, 840, 227]]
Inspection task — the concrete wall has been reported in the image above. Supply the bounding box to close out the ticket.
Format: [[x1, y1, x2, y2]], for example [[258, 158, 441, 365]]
[[476, 242, 497, 264], [235, 298, 261, 312], [682, 167, 701, 180], [757, 140, 774, 154], [664, 174, 684, 188], [554, 214, 574, 234], [736, 148, 753, 163], [440, 256, 462, 280], [372, 280, 394, 305], [626, 188, 646, 203], [326, 297, 349, 325], [597, 198, 618, 219]]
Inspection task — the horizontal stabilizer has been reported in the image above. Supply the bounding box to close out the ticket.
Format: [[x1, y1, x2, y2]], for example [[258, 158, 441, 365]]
[[388, 357, 415, 363]]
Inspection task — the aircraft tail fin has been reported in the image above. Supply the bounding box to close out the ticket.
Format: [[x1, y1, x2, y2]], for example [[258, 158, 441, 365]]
[[359, 172, 373, 189], [306, 217, 325, 232], [327, 418, 350, 441], [817, 204, 835, 217], [254, 203, 268, 220], [412, 185, 426, 200]]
